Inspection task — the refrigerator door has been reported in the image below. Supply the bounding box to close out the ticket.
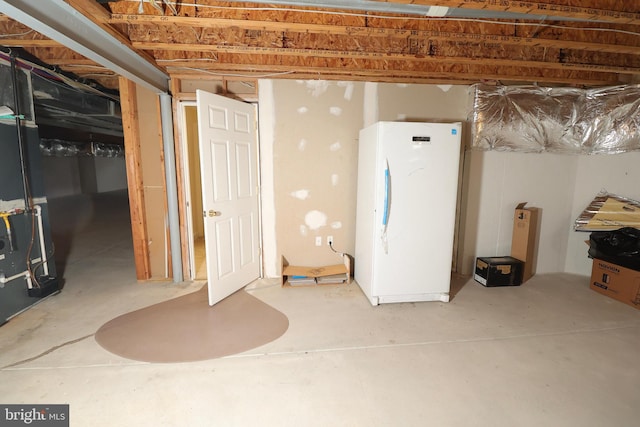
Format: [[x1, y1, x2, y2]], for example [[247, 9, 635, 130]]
[[371, 122, 461, 303]]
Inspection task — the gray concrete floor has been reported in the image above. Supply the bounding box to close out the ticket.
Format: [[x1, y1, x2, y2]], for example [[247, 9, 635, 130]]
[[1, 191, 639, 426]]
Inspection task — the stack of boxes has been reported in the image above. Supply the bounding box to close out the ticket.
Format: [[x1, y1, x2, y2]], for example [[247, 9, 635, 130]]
[[474, 203, 540, 287], [588, 227, 640, 310]]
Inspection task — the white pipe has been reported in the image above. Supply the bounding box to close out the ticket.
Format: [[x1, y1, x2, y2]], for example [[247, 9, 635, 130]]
[[34, 205, 49, 276], [159, 93, 183, 282], [0, 269, 31, 287]]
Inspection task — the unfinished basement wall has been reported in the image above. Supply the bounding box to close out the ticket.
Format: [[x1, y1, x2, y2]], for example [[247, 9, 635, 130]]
[[41, 156, 127, 198], [565, 152, 640, 276], [267, 80, 364, 272], [94, 156, 128, 193], [460, 151, 579, 276], [262, 81, 473, 275], [262, 80, 619, 280], [120, 77, 168, 280], [41, 157, 82, 198], [377, 83, 470, 123], [135, 85, 168, 279]]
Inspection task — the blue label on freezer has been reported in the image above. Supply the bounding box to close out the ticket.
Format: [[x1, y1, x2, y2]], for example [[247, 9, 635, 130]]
[[451, 129, 457, 135]]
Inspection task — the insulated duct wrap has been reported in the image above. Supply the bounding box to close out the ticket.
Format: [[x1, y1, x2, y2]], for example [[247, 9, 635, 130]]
[[470, 84, 640, 154], [39, 139, 123, 157]]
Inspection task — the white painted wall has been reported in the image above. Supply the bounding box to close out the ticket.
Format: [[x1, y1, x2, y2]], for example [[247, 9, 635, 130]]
[[565, 152, 640, 276], [459, 151, 579, 276]]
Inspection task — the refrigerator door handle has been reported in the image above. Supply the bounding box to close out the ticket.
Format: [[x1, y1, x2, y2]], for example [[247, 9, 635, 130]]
[[383, 159, 390, 227], [381, 159, 390, 254]]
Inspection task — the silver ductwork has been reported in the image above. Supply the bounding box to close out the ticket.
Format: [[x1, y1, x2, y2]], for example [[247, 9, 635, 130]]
[[470, 84, 640, 154]]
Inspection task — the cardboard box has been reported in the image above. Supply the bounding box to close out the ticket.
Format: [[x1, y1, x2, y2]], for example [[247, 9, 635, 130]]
[[511, 202, 541, 283], [474, 256, 524, 287], [590, 258, 640, 310], [281, 255, 351, 287]]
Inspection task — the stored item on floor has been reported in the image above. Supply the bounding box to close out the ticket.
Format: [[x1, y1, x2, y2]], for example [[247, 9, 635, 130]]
[[511, 202, 540, 283], [590, 258, 640, 310], [574, 191, 640, 231], [474, 256, 524, 287], [281, 255, 351, 287], [588, 227, 640, 271], [354, 121, 462, 305]]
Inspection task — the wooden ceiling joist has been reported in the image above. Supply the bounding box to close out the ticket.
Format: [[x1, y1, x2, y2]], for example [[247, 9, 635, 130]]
[[161, 58, 619, 86], [373, 0, 640, 25], [0, 39, 61, 48], [134, 41, 640, 76], [2, 1, 640, 89], [109, 14, 640, 56]]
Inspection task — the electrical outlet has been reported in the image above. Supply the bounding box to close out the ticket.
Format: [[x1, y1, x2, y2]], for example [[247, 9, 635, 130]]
[[327, 235, 334, 246], [315, 236, 322, 246]]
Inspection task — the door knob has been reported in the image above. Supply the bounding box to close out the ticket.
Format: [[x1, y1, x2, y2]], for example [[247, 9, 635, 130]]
[[208, 210, 222, 217]]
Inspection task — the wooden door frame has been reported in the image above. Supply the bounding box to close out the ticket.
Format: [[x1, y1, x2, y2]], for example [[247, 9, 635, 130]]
[[175, 100, 198, 281]]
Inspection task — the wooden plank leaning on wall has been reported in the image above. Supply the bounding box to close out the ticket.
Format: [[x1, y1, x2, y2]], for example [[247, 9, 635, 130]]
[[119, 76, 152, 280]]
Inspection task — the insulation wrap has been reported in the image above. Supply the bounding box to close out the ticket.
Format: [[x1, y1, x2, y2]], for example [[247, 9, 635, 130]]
[[471, 84, 640, 154]]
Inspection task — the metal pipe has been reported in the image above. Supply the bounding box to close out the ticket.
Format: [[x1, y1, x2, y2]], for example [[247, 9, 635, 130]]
[[0, 0, 169, 93], [9, 54, 31, 211], [159, 93, 183, 283]]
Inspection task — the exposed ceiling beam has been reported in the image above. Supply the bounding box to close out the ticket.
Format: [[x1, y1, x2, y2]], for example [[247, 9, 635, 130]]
[[187, 0, 630, 22], [371, 0, 640, 24], [165, 63, 617, 86], [0, 39, 61, 47], [0, 0, 169, 92], [110, 14, 640, 56], [134, 41, 640, 76]]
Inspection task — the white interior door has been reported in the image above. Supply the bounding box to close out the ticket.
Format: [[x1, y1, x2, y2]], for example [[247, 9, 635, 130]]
[[196, 90, 260, 306]]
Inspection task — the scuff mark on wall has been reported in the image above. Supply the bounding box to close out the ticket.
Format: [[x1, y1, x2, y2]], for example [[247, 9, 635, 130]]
[[397, 84, 409, 88], [363, 82, 379, 128], [330, 106, 343, 116], [305, 210, 327, 230], [331, 174, 339, 186], [297, 106, 308, 114], [298, 138, 308, 151], [302, 80, 330, 97], [397, 114, 407, 120], [339, 82, 355, 101], [331, 221, 342, 229], [330, 141, 342, 151], [291, 189, 310, 200], [438, 85, 453, 92]]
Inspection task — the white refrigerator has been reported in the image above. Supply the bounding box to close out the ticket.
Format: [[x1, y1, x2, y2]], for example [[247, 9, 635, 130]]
[[354, 121, 462, 305]]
